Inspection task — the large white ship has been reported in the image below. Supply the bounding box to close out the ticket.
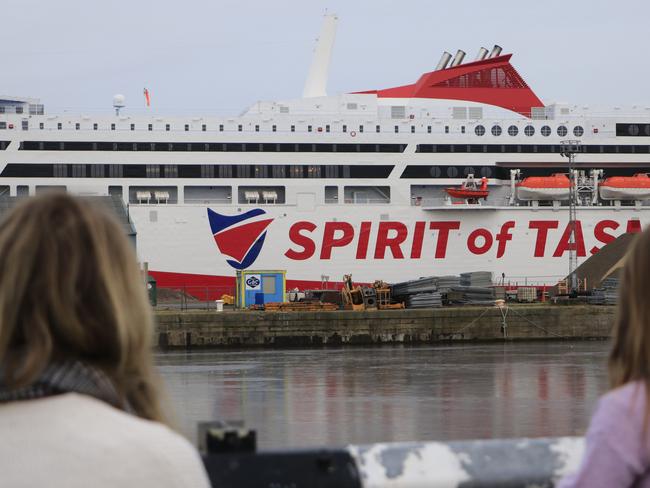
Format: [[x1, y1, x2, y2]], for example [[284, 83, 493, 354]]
[[1, 14, 649, 295]]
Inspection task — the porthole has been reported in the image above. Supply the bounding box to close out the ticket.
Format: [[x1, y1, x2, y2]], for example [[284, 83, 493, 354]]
[[557, 125, 568, 137], [507, 125, 518, 136], [446, 166, 459, 178], [475, 125, 485, 136], [491, 125, 502, 136], [429, 166, 442, 178], [463, 166, 475, 176], [573, 126, 584, 137], [628, 124, 640, 136], [480, 167, 492, 178], [524, 125, 535, 136], [541, 126, 551, 137]]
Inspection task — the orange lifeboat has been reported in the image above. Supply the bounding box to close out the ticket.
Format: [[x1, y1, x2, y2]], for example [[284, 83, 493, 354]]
[[599, 173, 650, 200], [517, 173, 570, 201], [445, 175, 489, 201]]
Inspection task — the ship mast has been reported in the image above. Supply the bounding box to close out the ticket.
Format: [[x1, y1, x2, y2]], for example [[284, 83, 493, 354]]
[[302, 13, 338, 98]]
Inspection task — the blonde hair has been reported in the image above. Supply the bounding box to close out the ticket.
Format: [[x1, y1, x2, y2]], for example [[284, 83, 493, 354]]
[[0, 194, 166, 423], [610, 228, 650, 394]]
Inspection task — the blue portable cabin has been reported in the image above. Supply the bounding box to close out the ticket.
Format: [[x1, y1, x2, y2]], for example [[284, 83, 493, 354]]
[[236, 270, 286, 308]]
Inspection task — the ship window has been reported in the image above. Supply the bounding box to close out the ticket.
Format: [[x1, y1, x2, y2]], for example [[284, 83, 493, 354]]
[[272, 165, 286, 178], [165, 124, 170, 131], [0, 122, 5, 129], [272, 125, 277, 132], [307, 165, 321, 178], [359, 125, 364, 133], [376, 125, 380, 133], [480, 167, 492, 178], [255, 125, 259, 132], [146, 165, 160, 178], [508, 125, 518, 136], [573, 126, 584, 137], [326, 125, 330, 133], [491, 125, 502, 136], [236, 166, 250, 178], [427, 126, 431, 134], [541, 125, 551, 137], [15, 107, 23, 114], [219, 124, 224, 132], [237, 125, 242, 132], [75, 123, 80, 130], [110, 123, 115, 131], [461, 126, 466, 134], [0, 107, 4, 114], [411, 126, 415, 133], [308, 125, 312, 132], [289, 166, 303, 178], [394, 126, 399, 133], [93, 123, 98, 130], [557, 125, 568, 137], [429, 166, 442, 177], [446, 166, 459, 178], [71, 164, 86, 178], [445, 126, 449, 134], [342, 125, 347, 133], [90, 164, 104, 177], [58, 123, 63, 130], [291, 125, 295, 132], [218, 165, 233, 178], [184, 124, 189, 132], [524, 125, 535, 136], [164, 165, 178, 178], [201, 124, 206, 132], [130, 124, 135, 131], [39, 122, 44, 130], [463, 166, 475, 176], [475, 125, 485, 136]]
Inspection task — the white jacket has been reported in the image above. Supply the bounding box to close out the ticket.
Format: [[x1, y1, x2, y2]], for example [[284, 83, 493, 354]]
[[0, 393, 211, 488]]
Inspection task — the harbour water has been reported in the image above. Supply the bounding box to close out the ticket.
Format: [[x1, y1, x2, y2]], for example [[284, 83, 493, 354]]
[[157, 341, 609, 448]]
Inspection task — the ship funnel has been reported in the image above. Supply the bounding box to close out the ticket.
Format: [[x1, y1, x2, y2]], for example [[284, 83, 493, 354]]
[[475, 47, 489, 61], [303, 13, 338, 98], [488, 45, 502, 58], [449, 49, 466, 68], [435, 51, 452, 70]]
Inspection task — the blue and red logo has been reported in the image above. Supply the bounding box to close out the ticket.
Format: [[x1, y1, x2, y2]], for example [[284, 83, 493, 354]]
[[207, 208, 274, 269]]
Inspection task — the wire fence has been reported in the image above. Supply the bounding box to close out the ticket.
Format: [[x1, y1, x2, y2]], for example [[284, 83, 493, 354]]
[[155, 285, 236, 311]]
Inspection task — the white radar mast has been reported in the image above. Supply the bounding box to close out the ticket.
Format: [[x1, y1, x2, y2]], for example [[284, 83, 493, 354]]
[[302, 13, 338, 98]]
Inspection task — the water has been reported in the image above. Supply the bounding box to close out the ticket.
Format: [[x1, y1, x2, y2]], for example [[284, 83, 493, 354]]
[[156, 341, 610, 448]]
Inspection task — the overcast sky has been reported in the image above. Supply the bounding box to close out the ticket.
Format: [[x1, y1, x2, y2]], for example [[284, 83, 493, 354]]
[[3, 0, 648, 115]]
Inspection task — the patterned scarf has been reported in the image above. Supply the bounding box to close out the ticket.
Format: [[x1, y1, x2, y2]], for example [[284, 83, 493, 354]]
[[0, 360, 123, 409]]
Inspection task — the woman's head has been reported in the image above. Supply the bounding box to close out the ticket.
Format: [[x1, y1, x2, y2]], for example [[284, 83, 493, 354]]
[[610, 228, 650, 389], [0, 193, 164, 422]]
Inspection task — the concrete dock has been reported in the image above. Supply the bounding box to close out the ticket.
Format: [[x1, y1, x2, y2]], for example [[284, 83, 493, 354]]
[[155, 304, 614, 348]]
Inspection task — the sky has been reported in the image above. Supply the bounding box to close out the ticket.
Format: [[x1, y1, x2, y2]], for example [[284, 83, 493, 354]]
[[2, 0, 649, 115]]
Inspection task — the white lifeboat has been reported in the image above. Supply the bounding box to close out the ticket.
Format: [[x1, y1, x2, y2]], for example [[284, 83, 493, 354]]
[[599, 173, 650, 200], [516, 173, 570, 201]]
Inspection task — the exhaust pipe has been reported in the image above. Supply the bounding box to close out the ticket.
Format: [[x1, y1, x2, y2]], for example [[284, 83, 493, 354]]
[[435, 51, 452, 70], [449, 49, 466, 68], [489, 45, 502, 58], [475, 47, 489, 61]]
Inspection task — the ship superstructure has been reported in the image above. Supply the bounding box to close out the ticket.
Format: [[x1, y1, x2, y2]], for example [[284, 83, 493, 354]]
[[1, 14, 650, 292]]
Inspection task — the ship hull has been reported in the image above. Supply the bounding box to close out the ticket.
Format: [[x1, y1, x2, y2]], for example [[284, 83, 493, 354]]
[[128, 203, 646, 293]]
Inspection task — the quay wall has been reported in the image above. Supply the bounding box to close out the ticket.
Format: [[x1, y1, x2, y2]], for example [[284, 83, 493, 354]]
[[154, 305, 614, 348]]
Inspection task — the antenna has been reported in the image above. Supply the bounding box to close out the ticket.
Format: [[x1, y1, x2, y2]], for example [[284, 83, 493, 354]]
[[302, 13, 338, 98], [113, 94, 125, 116]]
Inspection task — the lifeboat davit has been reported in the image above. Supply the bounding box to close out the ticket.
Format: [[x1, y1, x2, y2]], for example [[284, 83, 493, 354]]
[[599, 173, 650, 201], [517, 173, 570, 201], [445, 175, 489, 200]]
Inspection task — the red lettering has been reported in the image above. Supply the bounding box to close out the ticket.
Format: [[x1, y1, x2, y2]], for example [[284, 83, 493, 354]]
[[553, 221, 586, 257], [627, 219, 642, 234], [356, 222, 372, 259], [374, 222, 408, 259], [528, 221, 559, 257], [429, 221, 461, 259], [410, 221, 426, 259], [285, 221, 317, 260], [467, 228, 493, 255], [495, 221, 515, 258], [590, 220, 620, 255], [320, 222, 354, 259]]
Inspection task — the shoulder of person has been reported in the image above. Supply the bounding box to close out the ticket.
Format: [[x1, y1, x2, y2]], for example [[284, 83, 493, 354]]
[[593, 381, 647, 432]]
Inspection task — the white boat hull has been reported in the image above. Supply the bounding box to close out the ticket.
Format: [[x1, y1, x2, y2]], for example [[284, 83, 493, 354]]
[[517, 187, 570, 201], [599, 186, 650, 200]]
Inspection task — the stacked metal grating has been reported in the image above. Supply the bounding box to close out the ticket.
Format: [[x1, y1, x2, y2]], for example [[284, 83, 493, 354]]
[[391, 273, 494, 308], [588, 277, 619, 305], [406, 292, 443, 308], [460, 271, 493, 288]]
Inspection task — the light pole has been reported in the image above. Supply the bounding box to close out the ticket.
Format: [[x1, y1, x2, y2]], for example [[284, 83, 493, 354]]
[[560, 140, 582, 292]]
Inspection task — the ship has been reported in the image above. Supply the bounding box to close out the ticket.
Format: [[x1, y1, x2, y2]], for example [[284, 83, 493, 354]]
[[1, 13, 650, 296]]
